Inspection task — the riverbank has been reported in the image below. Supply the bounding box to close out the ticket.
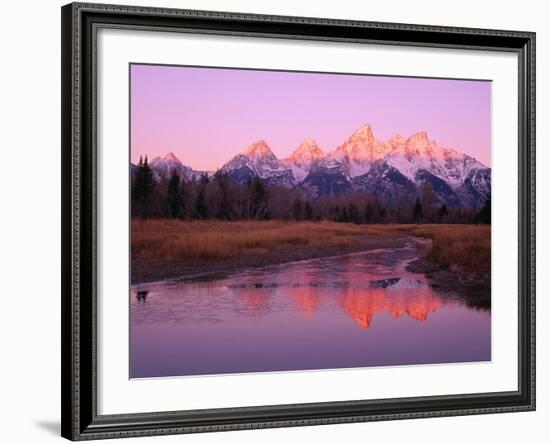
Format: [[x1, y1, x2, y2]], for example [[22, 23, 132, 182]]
[[406, 257, 490, 309], [131, 220, 491, 295], [132, 231, 408, 283], [131, 220, 403, 283], [404, 224, 491, 308]]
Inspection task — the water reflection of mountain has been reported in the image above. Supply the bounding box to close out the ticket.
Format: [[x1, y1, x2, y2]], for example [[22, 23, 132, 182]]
[[291, 288, 322, 316], [340, 284, 443, 329], [226, 277, 454, 329], [131, 246, 491, 377], [133, 275, 487, 329]]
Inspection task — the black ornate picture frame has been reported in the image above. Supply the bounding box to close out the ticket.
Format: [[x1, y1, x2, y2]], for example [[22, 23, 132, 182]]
[[61, 2, 535, 440]]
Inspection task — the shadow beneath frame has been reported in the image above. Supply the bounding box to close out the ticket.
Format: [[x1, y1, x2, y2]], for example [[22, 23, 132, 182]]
[[35, 420, 60, 436]]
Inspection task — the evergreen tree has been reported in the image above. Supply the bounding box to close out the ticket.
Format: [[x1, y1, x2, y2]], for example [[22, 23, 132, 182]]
[[379, 204, 387, 223], [199, 173, 210, 186], [340, 207, 349, 223], [166, 171, 185, 218], [364, 202, 374, 224], [194, 185, 208, 219], [374, 198, 386, 223], [304, 201, 313, 220], [331, 205, 340, 222], [132, 154, 155, 217], [216, 172, 231, 220], [474, 197, 491, 224], [249, 176, 268, 220], [348, 203, 359, 224], [439, 204, 449, 222], [192, 173, 211, 219], [292, 198, 303, 220], [413, 198, 423, 222]]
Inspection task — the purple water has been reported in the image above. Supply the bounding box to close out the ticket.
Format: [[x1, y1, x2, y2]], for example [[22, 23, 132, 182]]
[[130, 238, 490, 378]]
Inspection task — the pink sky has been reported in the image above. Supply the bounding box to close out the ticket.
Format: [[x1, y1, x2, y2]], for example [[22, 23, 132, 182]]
[[130, 64, 491, 169]]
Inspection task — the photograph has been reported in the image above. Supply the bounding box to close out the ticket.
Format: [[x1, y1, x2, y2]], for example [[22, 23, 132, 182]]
[[129, 64, 492, 378], [55, 1, 537, 440]]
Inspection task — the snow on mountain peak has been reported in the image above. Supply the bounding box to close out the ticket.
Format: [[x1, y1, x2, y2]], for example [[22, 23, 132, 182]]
[[243, 140, 274, 158], [410, 130, 429, 141], [148, 152, 203, 182], [222, 140, 295, 187], [283, 139, 326, 182], [331, 123, 390, 176], [341, 123, 377, 151], [406, 131, 435, 150], [352, 122, 375, 138], [387, 133, 406, 145], [151, 152, 181, 164], [144, 122, 489, 207], [286, 139, 325, 163], [164, 152, 179, 161]]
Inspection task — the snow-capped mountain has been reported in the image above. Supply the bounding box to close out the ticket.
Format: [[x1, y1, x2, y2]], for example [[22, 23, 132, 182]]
[[298, 160, 352, 198], [455, 167, 492, 208], [381, 131, 486, 188], [221, 140, 295, 187], [148, 152, 204, 181], [303, 124, 490, 207], [139, 123, 491, 207], [329, 123, 390, 177], [352, 162, 418, 206], [282, 139, 326, 182]]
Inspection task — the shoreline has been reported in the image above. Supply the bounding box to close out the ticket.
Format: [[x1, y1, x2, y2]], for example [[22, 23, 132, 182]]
[[406, 257, 491, 309], [131, 224, 491, 310], [131, 234, 408, 284]]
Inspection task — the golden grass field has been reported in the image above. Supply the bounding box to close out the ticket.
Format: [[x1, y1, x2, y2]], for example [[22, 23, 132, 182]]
[[132, 220, 490, 272], [410, 224, 490, 272]]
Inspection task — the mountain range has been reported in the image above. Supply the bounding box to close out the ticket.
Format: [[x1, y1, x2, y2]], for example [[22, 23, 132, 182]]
[[135, 123, 491, 208]]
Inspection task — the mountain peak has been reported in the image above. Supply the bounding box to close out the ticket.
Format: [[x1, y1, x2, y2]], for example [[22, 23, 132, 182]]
[[388, 133, 405, 143], [405, 131, 441, 156], [343, 123, 379, 150], [297, 138, 319, 149], [333, 122, 388, 170], [350, 122, 375, 141], [408, 131, 430, 144], [223, 139, 294, 187], [243, 140, 274, 158], [286, 139, 325, 163], [163, 152, 180, 162]]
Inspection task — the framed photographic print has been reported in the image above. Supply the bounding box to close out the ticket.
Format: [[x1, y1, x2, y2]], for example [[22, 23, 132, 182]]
[[61, 2, 536, 440]]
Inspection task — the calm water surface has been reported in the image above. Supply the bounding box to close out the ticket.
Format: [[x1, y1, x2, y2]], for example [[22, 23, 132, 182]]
[[130, 238, 490, 378]]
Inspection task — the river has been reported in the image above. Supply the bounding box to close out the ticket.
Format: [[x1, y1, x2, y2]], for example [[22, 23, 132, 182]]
[[130, 237, 490, 378]]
